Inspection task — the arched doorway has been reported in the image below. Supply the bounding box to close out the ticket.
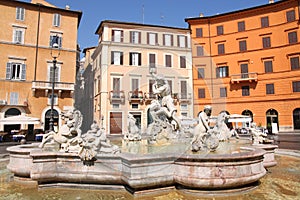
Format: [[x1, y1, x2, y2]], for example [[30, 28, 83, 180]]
[[3, 108, 21, 141], [266, 109, 279, 134], [44, 109, 59, 132], [242, 110, 253, 122], [219, 110, 232, 129], [293, 108, 300, 130]]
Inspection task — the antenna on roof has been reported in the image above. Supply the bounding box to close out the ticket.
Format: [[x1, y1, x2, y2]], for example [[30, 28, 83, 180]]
[[142, 4, 145, 24], [160, 13, 164, 25]]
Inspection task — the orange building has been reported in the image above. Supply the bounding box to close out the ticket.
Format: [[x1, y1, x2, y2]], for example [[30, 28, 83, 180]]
[[0, 0, 81, 137], [186, 0, 300, 132]]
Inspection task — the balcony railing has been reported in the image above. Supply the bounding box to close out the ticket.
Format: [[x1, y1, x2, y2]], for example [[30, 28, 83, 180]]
[[177, 93, 192, 103], [144, 92, 156, 102], [128, 91, 144, 103], [32, 81, 74, 91], [0, 98, 28, 106], [109, 90, 125, 103], [231, 72, 258, 83]]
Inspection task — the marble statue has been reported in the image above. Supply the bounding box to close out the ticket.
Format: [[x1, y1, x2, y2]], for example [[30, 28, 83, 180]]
[[250, 122, 267, 145], [191, 105, 219, 152], [124, 113, 141, 141], [213, 112, 238, 141], [79, 121, 120, 162], [39, 109, 83, 152]]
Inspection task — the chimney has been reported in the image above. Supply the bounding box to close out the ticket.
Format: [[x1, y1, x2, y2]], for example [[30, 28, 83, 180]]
[[199, 13, 204, 17], [65, 5, 70, 10], [269, 0, 274, 3]]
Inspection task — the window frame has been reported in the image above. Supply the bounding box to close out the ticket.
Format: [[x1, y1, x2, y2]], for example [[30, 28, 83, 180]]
[[220, 87, 227, 98], [147, 32, 158, 45], [197, 67, 205, 79], [177, 35, 187, 48], [262, 36, 271, 48], [129, 52, 142, 66], [216, 66, 229, 78], [293, 81, 300, 92], [111, 51, 123, 65], [196, 28, 203, 38], [264, 60, 273, 73], [53, 13, 61, 27], [217, 43, 225, 55], [266, 83, 275, 95], [13, 28, 25, 44], [197, 46, 204, 56], [290, 56, 300, 70], [242, 86, 250, 96], [49, 34, 62, 48], [217, 25, 224, 35], [238, 21, 245, 32], [261, 16, 269, 28], [179, 56, 186, 68], [112, 29, 123, 42], [16, 7, 25, 21], [198, 88, 206, 98], [165, 54, 172, 68], [6, 62, 26, 80], [286, 10, 296, 22], [163, 34, 173, 46], [288, 31, 298, 44], [239, 40, 247, 52]]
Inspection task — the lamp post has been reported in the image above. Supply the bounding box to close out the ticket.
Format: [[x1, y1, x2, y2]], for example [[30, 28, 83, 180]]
[[49, 43, 60, 132]]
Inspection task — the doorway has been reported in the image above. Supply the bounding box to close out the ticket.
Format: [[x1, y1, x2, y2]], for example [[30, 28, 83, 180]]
[[293, 108, 300, 130], [110, 112, 122, 134], [266, 109, 279, 134]]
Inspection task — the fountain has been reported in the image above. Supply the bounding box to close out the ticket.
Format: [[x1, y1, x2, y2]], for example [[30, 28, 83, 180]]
[[6, 71, 278, 196]]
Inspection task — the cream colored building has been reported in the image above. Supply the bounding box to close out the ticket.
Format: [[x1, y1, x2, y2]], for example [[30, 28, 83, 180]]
[[86, 20, 193, 134], [0, 0, 81, 137]]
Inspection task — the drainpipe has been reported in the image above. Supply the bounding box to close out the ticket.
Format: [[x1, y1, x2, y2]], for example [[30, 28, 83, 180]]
[[34, 3, 41, 81], [208, 19, 214, 98]]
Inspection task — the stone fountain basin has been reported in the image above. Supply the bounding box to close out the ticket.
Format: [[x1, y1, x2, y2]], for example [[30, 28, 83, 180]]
[[6, 142, 271, 193]]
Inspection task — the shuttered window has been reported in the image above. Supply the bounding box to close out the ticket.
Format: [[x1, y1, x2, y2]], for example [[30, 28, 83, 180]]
[[6, 63, 26, 80]]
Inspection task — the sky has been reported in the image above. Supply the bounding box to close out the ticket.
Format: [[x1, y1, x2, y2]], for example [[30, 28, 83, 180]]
[[23, 0, 274, 51]]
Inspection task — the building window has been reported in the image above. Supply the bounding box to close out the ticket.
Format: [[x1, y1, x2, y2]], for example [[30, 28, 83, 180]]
[[197, 67, 205, 79], [53, 13, 61, 27], [131, 78, 139, 97], [242, 86, 250, 96], [111, 51, 123, 65], [217, 25, 224, 35], [130, 31, 141, 44], [178, 35, 187, 48], [261, 16, 269, 28], [180, 104, 188, 110], [197, 46, 204, 56], [196, 28, 203, 37], [165, 54, 172, 67], [180, 80, 187, 99], [264, 60, 273, 73], [163, 34, 173, 46], [112, 30, 123, 42], [288, 31, 298, 44], [50, 35, 62, 48], [147, 32, 158, 45], [180, 56, 186, 68], [218, 44, 225, 55], [112, 104, 120, 109], [216, 66, 229, 78], [13, 28, 24, 44], [132, 104, 139, 109], [6, 63, 26, 80], [16, 7, 25, 21], [48, 64, 60, 82], [238, 21, 245, 32], [220, 87, 227, 97], [286, 10, 296, 22], [149, 53, 156, 68], [129, 52, 141, 66], [266, 83, 274, 94], [262, 36, 271, 48], [198, 88, 205, 98], [239, 40, 247, 52], [293, 81, 300, 92], [290, 57, 300, 70], [10, 92, 19, 105]]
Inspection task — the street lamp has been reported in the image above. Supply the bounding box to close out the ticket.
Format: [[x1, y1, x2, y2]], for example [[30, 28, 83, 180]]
[[49, 42, 60, 132]]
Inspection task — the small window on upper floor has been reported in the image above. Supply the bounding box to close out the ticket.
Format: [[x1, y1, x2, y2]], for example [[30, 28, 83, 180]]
[[216, 66, 229, 78], [290, 56, 300, 70], [242, 86, 250, 96], [112, 29, 123, 42], [239, 40, 247, 52], [292, 81, 300, 92], [198, 88, 205, 98], [6, 63, 26, 80], [129, 52, 141, 66], [53, 13, 61, 27], [261, 16, 269, 28], [196, 28, 203, 38], [165, 54, 172, 67], [264, 60, 273, 73], [111, 51, 123, 65], [266, 83, 275, 95], [180, 56, 186, 68], [130, 31, 141, 44], [197, 67, 205, 79], [220, 87, 227, 98], [286, 10, 296, 22], [217, 25, 224, 35], [288, 31, 298, 44], [13, 28, 25, 44], [262, 36, 271, 48], [197, 46, 204, 56], [177, 35, 187, 48], [49, 34, 62, 48], [238, 21, 245, 32], [217, 43, 225, 55], [147, 32, 158, 45], [163, 34, 173, 46], [16, 7, 25, 21]]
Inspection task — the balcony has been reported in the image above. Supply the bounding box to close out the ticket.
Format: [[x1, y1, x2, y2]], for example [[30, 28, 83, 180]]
[[0, 98, 28, 107], [128, 91, 144, 103], [32, 81, 74, 97], [177, 93, 192, 104], [231, 73, 258, 83], [109, 91, 125, 104], [144, 92, 156, 103]]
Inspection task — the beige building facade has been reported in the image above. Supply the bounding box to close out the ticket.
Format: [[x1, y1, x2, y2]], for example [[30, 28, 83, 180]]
[[85, 20, 193, 134], [0, 0, 81, 136]]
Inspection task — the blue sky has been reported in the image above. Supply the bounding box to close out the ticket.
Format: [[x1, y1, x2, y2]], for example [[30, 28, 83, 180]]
[[24, 0, 272, 50]]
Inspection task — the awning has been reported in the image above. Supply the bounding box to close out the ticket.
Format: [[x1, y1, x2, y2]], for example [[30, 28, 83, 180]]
[[0, 115, 40, 125], [228, 114, 252, 123]]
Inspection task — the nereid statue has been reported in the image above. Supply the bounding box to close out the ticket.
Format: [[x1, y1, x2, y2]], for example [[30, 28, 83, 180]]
[[124, 113, 141, 141]]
